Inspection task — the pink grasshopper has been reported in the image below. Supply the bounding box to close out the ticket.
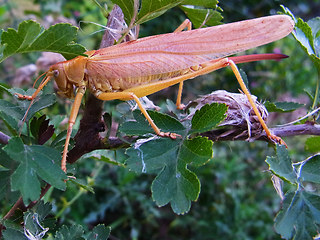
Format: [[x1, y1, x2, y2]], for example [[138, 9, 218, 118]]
[[17, 15, 294, 172]]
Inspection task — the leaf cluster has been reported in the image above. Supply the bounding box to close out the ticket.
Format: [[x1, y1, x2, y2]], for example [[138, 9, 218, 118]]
[[2, 201, 110, 240], [112, 0, 222, 28], [282, 5, 320, 110], [121, 102, 227, 214], [0, 20, 86, 62], [266, 145, 320, 239]]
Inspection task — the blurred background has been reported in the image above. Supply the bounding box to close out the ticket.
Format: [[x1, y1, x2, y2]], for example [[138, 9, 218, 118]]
[[0, 0, 319, 239]]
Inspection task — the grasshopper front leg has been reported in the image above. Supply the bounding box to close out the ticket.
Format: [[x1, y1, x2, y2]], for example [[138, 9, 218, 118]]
[[61, 85, 86, 172]]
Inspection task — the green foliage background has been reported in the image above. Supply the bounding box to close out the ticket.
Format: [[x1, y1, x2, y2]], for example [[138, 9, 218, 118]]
[[0, 0, 320, 239]]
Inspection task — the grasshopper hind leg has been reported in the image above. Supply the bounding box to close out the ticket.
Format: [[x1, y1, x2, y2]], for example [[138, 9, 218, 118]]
[[227, 59, 286, 146]]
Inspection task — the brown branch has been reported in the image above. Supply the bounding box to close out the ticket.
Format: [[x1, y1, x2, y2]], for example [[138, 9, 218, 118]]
[[185, 91, 320, 143], [66, 93, 105, 164], [201, 123, 320, 142], [67, 5, 127, 164], [76, 123, 320, 148], [272, 123, 320, 137]]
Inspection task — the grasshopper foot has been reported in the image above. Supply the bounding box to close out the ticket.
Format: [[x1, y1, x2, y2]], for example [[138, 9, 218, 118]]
[[158, 132, 181, 139], [176, 103, 185, 110], [15, 93, 33, 101], [269, 134, 287, 147]]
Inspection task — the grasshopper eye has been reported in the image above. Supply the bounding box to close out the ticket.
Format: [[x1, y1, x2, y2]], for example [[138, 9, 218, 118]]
[[53, 70, 59, 78]]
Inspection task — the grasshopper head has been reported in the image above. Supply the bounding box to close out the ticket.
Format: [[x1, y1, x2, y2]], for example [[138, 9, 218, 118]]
[[49, 63, 74, 98]]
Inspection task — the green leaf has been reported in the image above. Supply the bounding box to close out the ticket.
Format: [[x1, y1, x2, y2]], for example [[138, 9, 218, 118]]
[[191, 103, 227, 133], [282, 7, 320, 108], [55, 224, 84, 240], [179, 136, 213, 166], [264, 101, 304, 112], [308, 18, 320, 57], [181, 0, 219, 8], [126, 136, 212, 214], [0, 147, 17, 169], [112, 0, 184, 26], [2, 20, 42, 57], [300, 155, 320, 184], [30, 115, 55, 145], [80, 149, 125, 167], [126, 138, 178, 173], [0, 99, 24, 133], [265, 144, 297, 183], [137, 0, 184, 25], [50, 130, 68, 150], [87, 225, 111, 240], [22, 94, 56, 123], [0, 29, 4, 59], [69, 178, 95, 194], [119, 110, 153, 135], [284, 9, 320, 89], [179, 5, 222, 28], [305, 136, 320, 153], [0, 149, 19, 202], [2, 228, 27, 240], [3, 137, 67, 204], [0, 169, 12, 201], [0, 20, 86, 62], [119, 109, 185, 136], [275, 191, 320, 239], [149, 110, 186, 133], [54, 224, 110, 240], [103, 112, 112, 138], [32, 201, 52, 220], [294, 18, 315, 55], [290, 16, 320, 59], [0, 88, 57, 132]]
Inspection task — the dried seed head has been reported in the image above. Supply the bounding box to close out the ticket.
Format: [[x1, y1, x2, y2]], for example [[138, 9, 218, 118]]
[[185, 90, 268, 141]]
